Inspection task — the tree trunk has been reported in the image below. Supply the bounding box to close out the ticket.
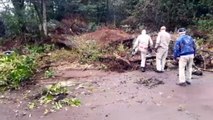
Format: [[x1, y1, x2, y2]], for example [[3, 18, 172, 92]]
[[42, 0, 47, 36], [31, 0, 48, 37], [32, 0, 42, 32]]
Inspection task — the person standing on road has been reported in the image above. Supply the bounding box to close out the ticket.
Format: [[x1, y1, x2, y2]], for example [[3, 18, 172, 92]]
[[174, 28, 196, 86], [155, 26, 171, 73], [132, 29, 153, 72]]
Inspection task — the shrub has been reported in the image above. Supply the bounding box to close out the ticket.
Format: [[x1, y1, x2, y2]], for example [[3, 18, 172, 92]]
[[197, 19, 213, 31], [25, 44, 55, 54], [0, 53, 36, 89], [77, 40, 103, 63], [88, 22, 98, 32], [196, 38, 205, 48], [44, 69, 55, 78], [116, 43, 129, 56]]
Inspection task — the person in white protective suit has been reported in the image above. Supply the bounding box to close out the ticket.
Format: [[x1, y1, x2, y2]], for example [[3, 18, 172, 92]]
[[155, 26, 171, 73], [132, 29, 153, 72]]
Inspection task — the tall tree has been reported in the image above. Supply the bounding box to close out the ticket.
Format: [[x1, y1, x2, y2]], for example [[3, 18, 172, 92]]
[[42, 0, 47, 36], [31, 0, 47, 36], [11, 0, 26, 33]]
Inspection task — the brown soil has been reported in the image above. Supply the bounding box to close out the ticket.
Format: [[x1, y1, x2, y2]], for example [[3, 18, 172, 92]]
[[80, 27, 133, 47]]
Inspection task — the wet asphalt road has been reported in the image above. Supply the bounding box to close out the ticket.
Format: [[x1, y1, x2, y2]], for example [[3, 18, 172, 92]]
[[0, 70, 212, 120]]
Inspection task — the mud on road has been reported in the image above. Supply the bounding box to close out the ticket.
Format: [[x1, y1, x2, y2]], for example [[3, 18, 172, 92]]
[[0, 70, 213, 120]]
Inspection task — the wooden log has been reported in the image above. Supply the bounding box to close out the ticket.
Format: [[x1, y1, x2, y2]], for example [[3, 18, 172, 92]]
[[113, 53, 131, 66]]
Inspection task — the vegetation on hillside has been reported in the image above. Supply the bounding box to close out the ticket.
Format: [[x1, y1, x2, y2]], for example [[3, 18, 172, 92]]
[[0, 53, 36, 90]]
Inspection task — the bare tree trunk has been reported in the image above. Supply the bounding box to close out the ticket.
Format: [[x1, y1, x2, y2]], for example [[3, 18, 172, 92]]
[[42, 0, 47, 36], [31, 0, 47, 37], [32, 0, 42, 32]]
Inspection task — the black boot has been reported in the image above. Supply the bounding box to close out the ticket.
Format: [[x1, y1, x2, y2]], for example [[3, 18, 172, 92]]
[[186, 81, 191, 85], [141, 67, 146, 72], [176, 82, 187, 87], [155, 70, 163, 73]]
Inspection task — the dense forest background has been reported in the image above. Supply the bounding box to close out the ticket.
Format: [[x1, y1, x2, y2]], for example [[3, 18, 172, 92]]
[[0, 0, 212, 38]]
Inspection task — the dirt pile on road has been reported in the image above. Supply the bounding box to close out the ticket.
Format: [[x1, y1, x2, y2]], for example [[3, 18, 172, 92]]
[[80, 27, 133, 47], [73, 27, 138, 72]]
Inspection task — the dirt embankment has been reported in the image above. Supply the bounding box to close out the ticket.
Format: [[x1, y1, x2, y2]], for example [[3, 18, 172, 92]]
[[80, 27, 133, 46]]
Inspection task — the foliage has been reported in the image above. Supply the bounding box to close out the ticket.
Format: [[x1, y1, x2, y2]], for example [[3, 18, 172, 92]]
[[25, 44, 55, 54], [124, 0, 213, 30], [44, 69, 55, 78], [38, 83, 81, 110], [115, 43, 129, 57], [88, 22, 98, 32], [195, 30, 213, 51], [0, 53, 36, 89], [206, 30, 213, 45], [1, 0, 213, 36], [196, 17, 213, 31], [117, 43, 128, 53], [195, 14, 213, 47], [1, 12, 21, 35], [62, 98, 81, 107], [28, 101, 37, 110], [0, 1, 40, 36], [39, 83, 68, 104], [47, 49, 79, 63], [196, 38, 206, 48], [77, 40, 103, 63]]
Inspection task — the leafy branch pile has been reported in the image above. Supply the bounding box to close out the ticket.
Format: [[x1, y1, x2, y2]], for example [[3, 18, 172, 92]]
[[25, 44, 55, 54], [0, 53, 36, 90], [76, 40, 103, 63], [29, 83, 81, 111]]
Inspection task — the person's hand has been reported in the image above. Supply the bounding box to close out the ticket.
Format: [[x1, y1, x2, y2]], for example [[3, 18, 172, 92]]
[[154, 48, 158, 53], [131, 49, 137, 56], [176, 57, 180, 61], [148, 47, 152, 53], [173, 57, 179, 63]]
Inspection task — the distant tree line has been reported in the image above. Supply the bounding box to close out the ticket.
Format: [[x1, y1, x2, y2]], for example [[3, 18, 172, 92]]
[[0, 0, 212, 37]]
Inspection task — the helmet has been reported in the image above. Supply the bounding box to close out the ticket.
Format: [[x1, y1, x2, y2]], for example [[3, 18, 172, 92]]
[[141, 29, 146, 35], [160, 26, 166, 30]]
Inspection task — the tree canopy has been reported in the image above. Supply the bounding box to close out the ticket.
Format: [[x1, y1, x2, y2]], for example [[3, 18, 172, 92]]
[[0, 0, 212, 36]]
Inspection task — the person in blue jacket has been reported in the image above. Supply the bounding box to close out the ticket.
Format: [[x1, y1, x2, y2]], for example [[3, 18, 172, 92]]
[[174, 28, 196, 86]]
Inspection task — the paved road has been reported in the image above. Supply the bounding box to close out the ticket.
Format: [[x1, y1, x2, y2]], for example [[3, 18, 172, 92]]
[[0, 70, 212, 120]]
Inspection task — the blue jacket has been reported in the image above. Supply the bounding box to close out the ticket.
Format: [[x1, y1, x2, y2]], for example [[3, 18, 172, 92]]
[[173, 35, 196, 59]]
